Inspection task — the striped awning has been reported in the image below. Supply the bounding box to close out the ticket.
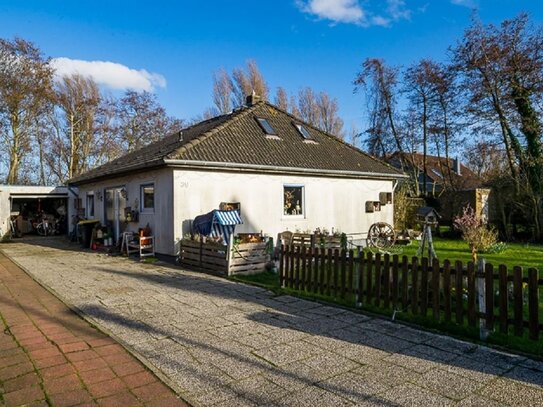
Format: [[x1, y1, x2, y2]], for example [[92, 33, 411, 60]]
[[213, 210, 243, 226], [192, 209, 242, 245]]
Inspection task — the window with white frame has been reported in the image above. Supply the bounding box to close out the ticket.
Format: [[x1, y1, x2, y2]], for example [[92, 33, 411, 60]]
[[283, 185, 304, 216], [86, 193, 95, 218], [140, 184, 155, 212]]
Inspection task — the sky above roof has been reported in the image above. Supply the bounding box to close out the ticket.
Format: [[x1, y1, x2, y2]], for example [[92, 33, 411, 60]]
[[1, 1, 542, 135]]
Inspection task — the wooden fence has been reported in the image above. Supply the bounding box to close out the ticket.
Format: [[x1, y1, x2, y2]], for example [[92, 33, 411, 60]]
[[179, 239, 269, 276], [280, 246, 543, 341]]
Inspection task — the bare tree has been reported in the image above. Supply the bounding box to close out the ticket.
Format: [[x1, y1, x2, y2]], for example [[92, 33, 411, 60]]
[[453, 13, 543, 237], [115, 90, 183, 153], [53, 74, 102, 181], [404, 59, 440, 195], [316, 92, 344, 138], [0, 37, 53, 184], [274, 87, 289, 111], [212, 68, 233, 114], [232, 60, 269, 106], [354, 59, 404, 162], [297, 87, 319, 126]]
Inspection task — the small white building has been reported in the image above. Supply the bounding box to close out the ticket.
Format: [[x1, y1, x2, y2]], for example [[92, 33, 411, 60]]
[[69, 98, 406, 257], [0, 185, 74, 238]]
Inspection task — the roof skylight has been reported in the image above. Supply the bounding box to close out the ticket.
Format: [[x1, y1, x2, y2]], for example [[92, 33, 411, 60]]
[[255, 117, 276, 135], [294, 123, 311, 140]]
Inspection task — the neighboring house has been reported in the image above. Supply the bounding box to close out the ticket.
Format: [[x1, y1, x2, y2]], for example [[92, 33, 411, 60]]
[[388, 152, 483, 195], [388, 152, 490, 223], [69, 96, 406, 258]]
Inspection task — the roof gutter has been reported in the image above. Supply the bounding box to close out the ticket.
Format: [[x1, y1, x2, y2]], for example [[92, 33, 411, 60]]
[[163, 159, 408, 180]]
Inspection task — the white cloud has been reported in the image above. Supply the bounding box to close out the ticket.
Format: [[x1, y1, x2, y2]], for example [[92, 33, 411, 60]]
[[451, 0, 478, 8], [50, 57, 166, 92], [300, 0, 365, 24], [387, 0, 411, 21], [297, 0, 411, 27]]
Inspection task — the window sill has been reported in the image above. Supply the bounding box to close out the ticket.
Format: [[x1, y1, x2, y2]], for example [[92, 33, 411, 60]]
[[282, 215, 306, 220]]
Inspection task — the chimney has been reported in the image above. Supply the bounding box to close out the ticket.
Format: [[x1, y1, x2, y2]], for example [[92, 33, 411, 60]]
[[454, 157, 461, 175], [245, 91, 261, 106]]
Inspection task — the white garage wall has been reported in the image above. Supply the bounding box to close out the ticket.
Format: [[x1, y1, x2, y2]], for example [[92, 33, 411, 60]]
[[173, 169, 394, 251]]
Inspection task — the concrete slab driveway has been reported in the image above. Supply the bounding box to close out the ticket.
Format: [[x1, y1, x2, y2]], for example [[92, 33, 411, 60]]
[[2, 237, 543, 406]]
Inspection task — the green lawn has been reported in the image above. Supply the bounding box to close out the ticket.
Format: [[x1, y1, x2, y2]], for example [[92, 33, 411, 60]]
[[399, 237, 543, 271]]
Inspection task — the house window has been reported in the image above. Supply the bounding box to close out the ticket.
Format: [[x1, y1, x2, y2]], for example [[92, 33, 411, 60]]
[[284, 186, 304, 216], [379, 192, 393, 205], [86, 193, 95, 218], [141, 184, 155, 212], [294, 123, 312, 140], [255, 117, 277, 135], [365, 201, 381, 213]]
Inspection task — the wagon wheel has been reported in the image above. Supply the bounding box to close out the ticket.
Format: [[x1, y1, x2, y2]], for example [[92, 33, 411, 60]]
[[367, 222, 396, 249]]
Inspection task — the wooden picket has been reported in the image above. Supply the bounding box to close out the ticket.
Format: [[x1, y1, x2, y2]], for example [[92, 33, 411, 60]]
[[280, 245, 542, 342]]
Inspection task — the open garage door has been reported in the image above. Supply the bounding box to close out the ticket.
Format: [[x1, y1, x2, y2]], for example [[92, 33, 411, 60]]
[[10, 193, 68, 236]]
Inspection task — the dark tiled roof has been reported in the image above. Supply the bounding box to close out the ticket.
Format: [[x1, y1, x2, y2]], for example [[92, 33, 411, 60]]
[[70, 102, 403, 184], [389, 152, 482, 190]]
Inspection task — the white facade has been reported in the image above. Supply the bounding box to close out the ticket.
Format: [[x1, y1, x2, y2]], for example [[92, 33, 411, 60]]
[[77, 168, 395, 257], [75, 169, 174, 255]]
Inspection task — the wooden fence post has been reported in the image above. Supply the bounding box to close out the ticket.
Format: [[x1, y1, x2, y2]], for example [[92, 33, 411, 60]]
[[383, 254, 391, 309], [347, 249, 354, 299], [357, 251, 365, 306], [401, 256, 409, 311], [477, 258, 488, 340], [366, 251, 373, 305], [333, 249, 340, 298], [498, 265, 508, 334], [443, 260, 451, 322], [327, 248, 333, 297], [340, 249, 347, 299], [320, 248, 326, 296], [513, 266, 523, 337], [412, 257, 419, 315], [300, 246, 307, 292], [467, 262, 476, 327], [455, 261, 464, 324], [432, 258, 440, 320], [374, 253, 382, 307], [420, 257, 429, 316], [528, 268, 540, 341], [485, 262, 494, 332], [313, 247, 320, 293], [391, 255, 399, 309]]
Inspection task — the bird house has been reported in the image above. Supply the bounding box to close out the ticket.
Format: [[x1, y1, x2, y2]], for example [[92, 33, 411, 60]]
[[416, 207, 440, 225]]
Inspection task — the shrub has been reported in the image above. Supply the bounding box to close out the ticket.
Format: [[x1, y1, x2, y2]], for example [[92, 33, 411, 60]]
[[453, 205, 499, 262]]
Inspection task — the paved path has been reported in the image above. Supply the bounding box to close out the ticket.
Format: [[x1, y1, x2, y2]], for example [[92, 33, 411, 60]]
[[1, 237, 543, 407], [0, 250, 187, 407]]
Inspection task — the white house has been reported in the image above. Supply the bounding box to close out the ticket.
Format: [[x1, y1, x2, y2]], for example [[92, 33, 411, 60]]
[[69, 97, 406, 257]]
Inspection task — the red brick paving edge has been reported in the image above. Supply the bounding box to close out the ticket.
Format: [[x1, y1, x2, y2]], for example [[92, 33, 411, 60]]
[[0, 248, 194, 407]]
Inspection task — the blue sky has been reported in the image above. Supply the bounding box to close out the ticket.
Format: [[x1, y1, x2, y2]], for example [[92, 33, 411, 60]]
[[1, 1, 542, 135]]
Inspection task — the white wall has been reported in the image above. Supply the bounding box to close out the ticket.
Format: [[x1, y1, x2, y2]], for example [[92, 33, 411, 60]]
[[75, 169, 395, 256], [173, 169, 394, 252], [76, 169, 173, 254]]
